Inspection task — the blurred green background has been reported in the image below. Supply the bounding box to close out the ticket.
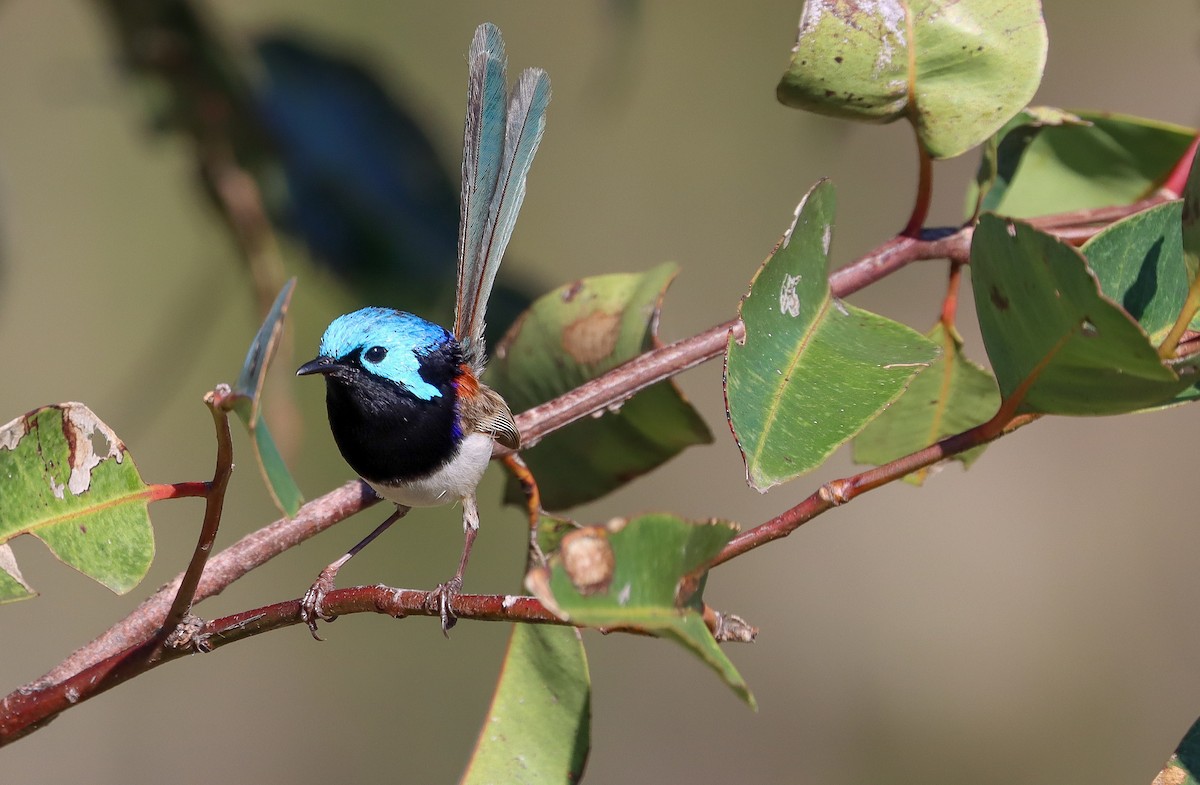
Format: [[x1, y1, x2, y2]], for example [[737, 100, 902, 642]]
[[3, 1, 1199, 783]]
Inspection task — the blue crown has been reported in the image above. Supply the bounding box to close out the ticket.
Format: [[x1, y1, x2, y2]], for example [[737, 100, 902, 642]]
[[318, 307, 453, 401]]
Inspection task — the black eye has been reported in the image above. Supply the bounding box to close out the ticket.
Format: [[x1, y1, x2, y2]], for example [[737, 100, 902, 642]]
[[364, 346, 388, 363]]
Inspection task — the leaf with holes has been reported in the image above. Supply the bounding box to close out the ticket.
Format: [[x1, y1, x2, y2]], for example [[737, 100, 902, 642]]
[[462, 624, 590, 784], [974, 112, 1195, 218], [724, 180, 940, 491], [971, 216, 1199, 414], [853, 323, 1000, 484], [488, 263, 712, 510], [0, 403, 154, 602], [526, 512, 752, 706], [777, 0, 1047, 160], [229, 278, 303, 516]]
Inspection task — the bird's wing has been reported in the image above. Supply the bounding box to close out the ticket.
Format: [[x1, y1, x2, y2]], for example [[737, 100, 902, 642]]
[[454, 23, 550, 373]]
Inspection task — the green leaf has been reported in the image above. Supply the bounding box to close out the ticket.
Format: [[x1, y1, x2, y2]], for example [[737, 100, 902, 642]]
[[527, 513, 753, 707], [1153, 716, 1200, 785], [724, 181, 940, 491], [462, 624, 590, 785], [488, 264, 712, 510], [0, 403, 154, 601], [967, 107, 1089, 219], [229, 278, 303, 516], [777, 0, 1047, 160], [970, 216, 1197, 414], [853, 323, 1000, 484], [1081, 201, 1200, 343], [977, 112, 1195, 218], [1182, 144, 1200, 282]]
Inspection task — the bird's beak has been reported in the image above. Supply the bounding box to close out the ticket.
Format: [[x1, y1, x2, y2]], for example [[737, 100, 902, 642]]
[[297, 356, 336, 377]]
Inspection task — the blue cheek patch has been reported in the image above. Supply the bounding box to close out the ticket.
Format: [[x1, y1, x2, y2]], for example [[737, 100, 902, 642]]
[[318, 307, 451, 401]]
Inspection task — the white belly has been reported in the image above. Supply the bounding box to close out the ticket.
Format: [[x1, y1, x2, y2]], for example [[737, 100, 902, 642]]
[[369, 433, 494, 508]]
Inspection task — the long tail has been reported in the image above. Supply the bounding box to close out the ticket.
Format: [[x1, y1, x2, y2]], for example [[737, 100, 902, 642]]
[[453, 23, 551, 374]]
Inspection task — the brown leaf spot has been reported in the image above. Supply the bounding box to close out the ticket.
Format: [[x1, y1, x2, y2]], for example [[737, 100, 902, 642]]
[[59, 402, 125, 496], [989, 285, 1010, 311], [561, 527, 615, 596], [1152, 761, 1187, 785], [562, 310, 621, 365]]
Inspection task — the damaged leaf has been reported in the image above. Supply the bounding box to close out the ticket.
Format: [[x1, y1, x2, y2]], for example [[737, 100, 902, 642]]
[[1151, 715, 1200, 785], [488, 263, 712, 510], [526, 512, 752, 706], [971, 216, 1199, 413], [725, 180, 940, 491], [0, 403, 154, 602], [777, 0, 1047, 159]]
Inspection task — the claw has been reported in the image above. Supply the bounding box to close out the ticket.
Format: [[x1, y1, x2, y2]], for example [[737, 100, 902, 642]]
[[300, 567, 341, 641], [428, 576, 463, 636]]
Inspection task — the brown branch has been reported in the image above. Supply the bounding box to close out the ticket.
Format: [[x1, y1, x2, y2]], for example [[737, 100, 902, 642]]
[[29, 480, 378, 690], [902, 135, 933, 237], [713, 412, 1040, 567], [160, 388, 234, 634], [504, 226, 971, 453], [1, 195, 1163, 741]]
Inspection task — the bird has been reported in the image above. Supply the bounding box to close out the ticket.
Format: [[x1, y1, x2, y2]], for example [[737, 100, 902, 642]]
[[296, 22, 549, 635]]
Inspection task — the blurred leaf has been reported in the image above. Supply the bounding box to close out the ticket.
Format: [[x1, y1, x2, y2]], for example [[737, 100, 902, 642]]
[[977, 112, 1195, 218], [489, 263, 712, 510], [229, 279, 303, 516], [462, 624, 590, 785], [255, 35, 536, 344], [0, 403, 154, 601], [967, 107, 1089, 219], [98, 0, 268, 167], [100, 13, 536, 343], [526, 513, 753, 707], [853, 323, 1000, 484], [1153, 716, 1200, 785], [234, 278, 295, 420], [228, 398, 303, 517], [1081, 202, 1200, 344], [255, 36, 456, 291], [724, 181, 940, 491], [777, 0, 1047, 159], [970, 216, 1198, 414]]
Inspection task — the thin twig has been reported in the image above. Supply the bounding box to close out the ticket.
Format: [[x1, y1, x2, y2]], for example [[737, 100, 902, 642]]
[[712, 412, 1039, 567], [159, 388, 234, 636]]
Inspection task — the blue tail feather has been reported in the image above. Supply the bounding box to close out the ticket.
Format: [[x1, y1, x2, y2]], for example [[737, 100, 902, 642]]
[[454, 24, 551, 373]]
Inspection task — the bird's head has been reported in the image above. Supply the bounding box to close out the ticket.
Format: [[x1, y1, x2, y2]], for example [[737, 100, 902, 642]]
[[297, 307, 459, 401]]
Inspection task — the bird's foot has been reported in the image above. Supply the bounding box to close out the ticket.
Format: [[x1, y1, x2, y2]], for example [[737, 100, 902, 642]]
[[300, 566, 341, 641], [427, 575, 463, 636]]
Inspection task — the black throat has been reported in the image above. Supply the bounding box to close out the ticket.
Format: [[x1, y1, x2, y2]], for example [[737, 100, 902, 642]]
[[322, 342, 463, 484]]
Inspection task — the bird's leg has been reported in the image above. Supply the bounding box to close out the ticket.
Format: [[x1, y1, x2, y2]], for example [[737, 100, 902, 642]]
[[301, 504, 411, 640], [428, 494, 480, 635]]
